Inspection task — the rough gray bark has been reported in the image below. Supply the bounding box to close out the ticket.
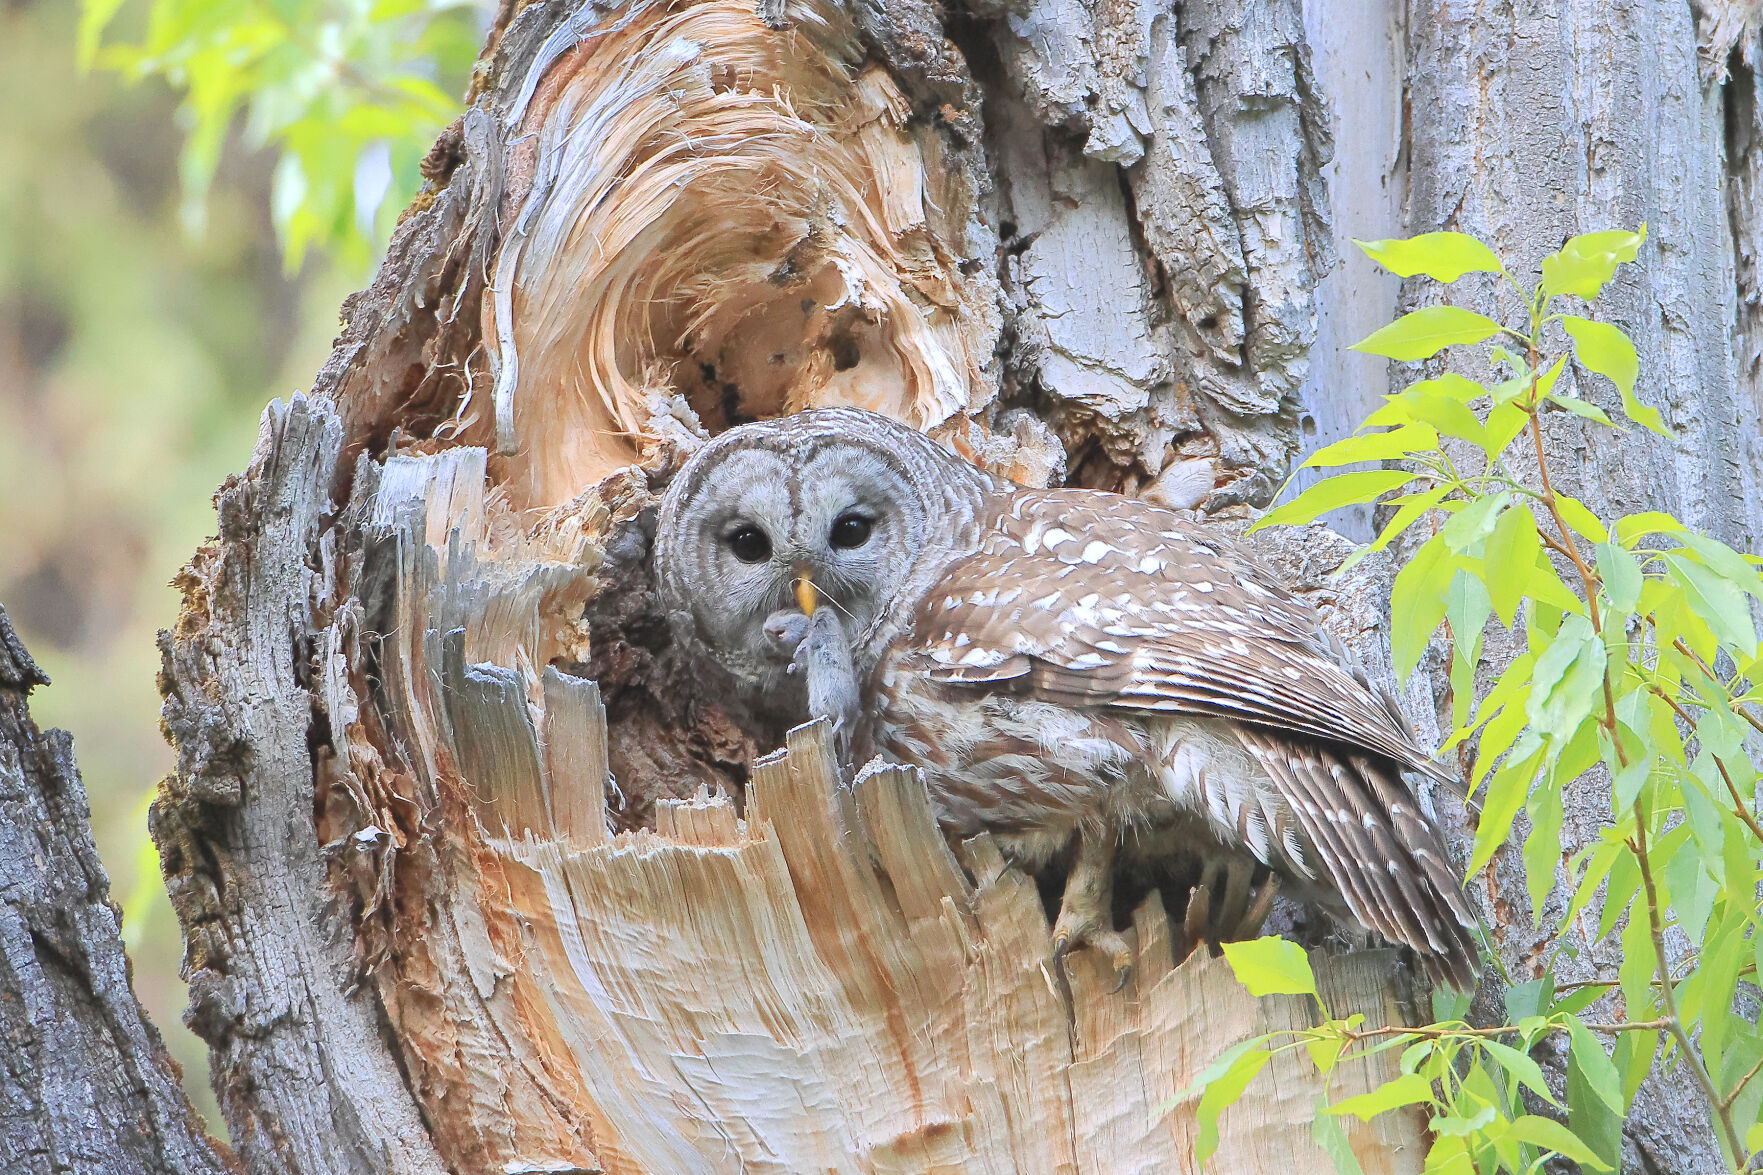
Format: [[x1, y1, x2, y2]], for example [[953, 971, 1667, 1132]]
[[155, 405, 449, 1175], [0, 605, 234, 1175], [117, 0, 1762, 1172]]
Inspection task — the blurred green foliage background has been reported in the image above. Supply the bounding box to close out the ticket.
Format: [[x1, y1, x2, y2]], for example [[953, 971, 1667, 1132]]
[[1, 0, 480, 1128]]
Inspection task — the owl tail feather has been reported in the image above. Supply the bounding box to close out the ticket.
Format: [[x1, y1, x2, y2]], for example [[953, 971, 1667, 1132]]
[[1235, 727, 1483, 991]]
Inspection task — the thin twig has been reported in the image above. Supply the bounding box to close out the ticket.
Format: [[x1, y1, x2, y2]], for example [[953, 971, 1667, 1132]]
[[1720, 1052, 1763, 1113], [1536, 527, 1577, 562], [1552, 954, 1746, 993], [1337, 1018, 1670, 1044], [1672, 636, 1763, 739], [1642, 682, 1763, 844], [1523, 366, 1626, 753]]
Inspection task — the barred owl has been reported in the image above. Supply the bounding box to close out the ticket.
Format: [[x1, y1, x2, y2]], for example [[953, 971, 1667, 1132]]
[[655, 408, 1480, 988]]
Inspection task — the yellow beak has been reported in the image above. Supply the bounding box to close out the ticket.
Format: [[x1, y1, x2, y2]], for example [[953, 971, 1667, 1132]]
[[794, 570, 818, 616]]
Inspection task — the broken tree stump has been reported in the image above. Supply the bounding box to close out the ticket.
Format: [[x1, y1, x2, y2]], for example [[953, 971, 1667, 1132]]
[[157, 398, 1426, 1172]]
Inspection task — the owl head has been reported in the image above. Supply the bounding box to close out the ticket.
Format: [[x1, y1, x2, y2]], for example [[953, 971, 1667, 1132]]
[[655, 409, 997, 712]]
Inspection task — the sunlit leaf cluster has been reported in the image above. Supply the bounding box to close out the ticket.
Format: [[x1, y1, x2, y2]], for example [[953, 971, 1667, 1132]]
[[79, 0, 484, 271], [1191, 229, 1763, 1172]]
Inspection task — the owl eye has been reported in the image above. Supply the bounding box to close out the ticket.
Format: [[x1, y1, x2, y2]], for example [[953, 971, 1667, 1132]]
[[724, 525, 773, 564], [829, 512, 873, 549]]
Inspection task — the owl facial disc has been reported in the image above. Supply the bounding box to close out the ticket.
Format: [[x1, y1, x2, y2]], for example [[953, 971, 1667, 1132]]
[[653, 408, 995, 719]]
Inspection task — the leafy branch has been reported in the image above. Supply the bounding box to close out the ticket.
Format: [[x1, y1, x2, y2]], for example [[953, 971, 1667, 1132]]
[[1185, 228, 1763, 1173], [78, 0, 484, 271]]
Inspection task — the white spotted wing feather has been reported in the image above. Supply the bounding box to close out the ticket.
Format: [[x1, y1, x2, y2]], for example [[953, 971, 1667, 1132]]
[[911, 489, 1480, 987]]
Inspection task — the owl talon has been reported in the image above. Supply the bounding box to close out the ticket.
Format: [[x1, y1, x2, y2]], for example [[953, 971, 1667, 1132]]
[[1051, 926, 1134, 990], [1050, 828, 1133, 991]]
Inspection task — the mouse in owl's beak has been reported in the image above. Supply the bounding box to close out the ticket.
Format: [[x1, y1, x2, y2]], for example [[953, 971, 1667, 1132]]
[[763, 576, 859, 763]]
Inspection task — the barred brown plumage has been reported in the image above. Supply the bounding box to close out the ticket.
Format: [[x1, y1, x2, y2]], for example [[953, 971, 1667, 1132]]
[[656, 407, 1482, 989]]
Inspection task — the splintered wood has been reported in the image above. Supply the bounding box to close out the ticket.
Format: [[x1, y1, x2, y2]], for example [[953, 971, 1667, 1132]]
[[482, 0, 1003, 507], [342, 447, 1426, 1174]]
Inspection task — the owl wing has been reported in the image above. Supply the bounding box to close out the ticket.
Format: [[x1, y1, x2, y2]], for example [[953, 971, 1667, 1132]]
[[915, 489, 1456, 787]]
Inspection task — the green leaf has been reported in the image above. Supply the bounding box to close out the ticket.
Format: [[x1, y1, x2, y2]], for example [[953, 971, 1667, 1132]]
[[1312, 1100, 1369, 1175], [1653, 580, 1721, 663], [1328, 1072, 1436, 1121], [1448, 569, 1494, 659], [1306, 1030, 1348, 1076], [1455, 648, 1534, 742], [1550, 983, 1608, 1018], [1250, 470, 1420, 532], [1595, 542, 1644, 613], [1391, 532, 1458, 677], [1560, 315, 1670, 437], [87, 0, 479, 272], [1524, 771, 1566, 913], [1442, 492, 1511, 553], [1376, 389, 1490, 447], [1525, 614, 1608, 742], [1619, 899, 1658, 1018], [1598, 847, 1643, 938], [1468, 742, 1544, 874], [1466, 693, 1529, 783], [1565, 1019, 1627, 1172], [1355, 233, 1505, 282], [1688, 911, 1748, 1072], [1447, 571, 1493, 725], [1482, 1039, 1556, 1106], [1540, 227, 1646, 301], [1221, 937, 1317, 997], [1553, 495, 1609, 544], [1550, 713, 1603, 792], [1546, 393, 1620, 428], [1559, 316, 1636, 389], [1484, 505, 1543, 626], [1528, 354, 1569, 406], [76, 0, 131, 69], [1351, 485, 1453, 565], [1663, 797, 1719, 943], [1505, 977, 1554, 1023], [1679, 532, 1763, 601], [1433, 986, 1473, 1023], [1450, 634, 1477, 729], [1482, 401, 1533, 459], [1352, 306, 1507, 362], [1171, 1036, 1266, 1103], [1614, 1027, 1660, 1109], [1195, 1044, 1271, 1165], [1399, 1037, 1437, 1077], [1431, 1105, 1497, 1138], [1490, 359, 1533, 405], [1404, 372, 1489, 402], [1720, 809, 1756, 917], [1303, 424, 1441, 469], [1508, 1114, 1612, 1171], [1686, 748, 1735, 869], [1664, 552, 1758, 653], [1614, 510, 1688, 547]]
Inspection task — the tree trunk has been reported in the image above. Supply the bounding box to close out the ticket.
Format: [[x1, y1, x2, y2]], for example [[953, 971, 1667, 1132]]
[[125, 0, 1761, 1173], [0, 606, 233, 1175]]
